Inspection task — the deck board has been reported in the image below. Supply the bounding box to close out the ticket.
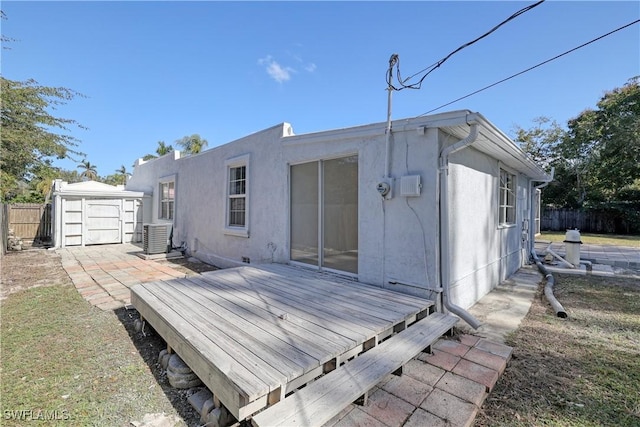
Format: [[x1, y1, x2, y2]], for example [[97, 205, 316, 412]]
[[220, 268, 394, 331], [203, 269, 376, 341], [239, 267, 417, 321], [131, 264, 435, 421], [154, 279, 311, 379], [182, 276, 353, 357]]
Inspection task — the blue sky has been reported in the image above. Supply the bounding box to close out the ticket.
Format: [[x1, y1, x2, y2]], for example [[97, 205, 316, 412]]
[[3, 1, 639, 178]]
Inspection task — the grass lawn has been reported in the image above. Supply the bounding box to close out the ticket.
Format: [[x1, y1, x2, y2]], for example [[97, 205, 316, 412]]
[[476, 274, 640, 426], [538, 231, 640, 246], [0, 247, 219, 426], [0, 284, 190, 426]]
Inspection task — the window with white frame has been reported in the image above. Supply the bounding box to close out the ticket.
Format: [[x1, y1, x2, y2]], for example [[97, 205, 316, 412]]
[[499, 169, 516, 225], [159, 180, 175, 220], [225, 154, 249, 235]]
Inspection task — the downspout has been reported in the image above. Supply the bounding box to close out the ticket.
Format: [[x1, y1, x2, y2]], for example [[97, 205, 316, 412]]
[[529, 167, 555, 256], [534, 166, 555, 191], [438, 119, 482, 329]]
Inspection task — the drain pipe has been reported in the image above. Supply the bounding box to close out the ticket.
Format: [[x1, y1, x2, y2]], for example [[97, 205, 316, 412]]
[[531, 249, 568, 318], [529, 167, 555, 249], [438, 118, 482, 329]]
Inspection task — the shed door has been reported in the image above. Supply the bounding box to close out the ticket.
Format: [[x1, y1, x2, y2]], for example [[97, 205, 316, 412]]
[[85, 200, 122, 245]]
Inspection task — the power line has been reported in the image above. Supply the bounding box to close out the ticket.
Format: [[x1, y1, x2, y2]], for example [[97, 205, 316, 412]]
[[387, 0, 546, 91], [416, 19, 640, 117]]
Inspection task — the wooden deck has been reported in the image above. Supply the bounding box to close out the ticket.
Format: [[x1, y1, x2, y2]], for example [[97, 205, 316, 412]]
[[130, 263, 435, 421]]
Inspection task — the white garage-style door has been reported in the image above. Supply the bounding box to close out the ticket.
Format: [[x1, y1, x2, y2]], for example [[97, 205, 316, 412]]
[[86, 199, 122, 245]]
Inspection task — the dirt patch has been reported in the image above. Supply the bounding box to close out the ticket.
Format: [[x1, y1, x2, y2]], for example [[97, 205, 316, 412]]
[[1, 248, 71, 300], [156, 256, 219, 276], [0, 247, 221, 426]]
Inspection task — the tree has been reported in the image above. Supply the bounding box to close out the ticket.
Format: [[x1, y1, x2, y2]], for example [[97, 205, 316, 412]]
[[175, 134, 208, 155], [513, 116, 565, 169], [141, 140, 173, 161], [156, 141, 173, 156], [1, 77, 85, 201], [515, 78, 640, 208], [116, 165, 128, 185], [562, 77, 640, 203], [513, 117, 581, 207], [77, 160, 98, 181]]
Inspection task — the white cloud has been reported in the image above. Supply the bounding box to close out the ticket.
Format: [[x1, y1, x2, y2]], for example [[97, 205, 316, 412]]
[[305, 63, 317, 73], [258, 56, 295, 83]]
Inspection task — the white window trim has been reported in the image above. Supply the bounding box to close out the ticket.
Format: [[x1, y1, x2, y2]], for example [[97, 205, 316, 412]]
[[158, 175, 176, 222], [498, 167, 517, 228], [224, 154, 250, 238]]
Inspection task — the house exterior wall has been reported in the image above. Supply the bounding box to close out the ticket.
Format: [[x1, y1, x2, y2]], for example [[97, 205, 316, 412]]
[[126, 112, 543, 309], [447, 146, 533, 308]]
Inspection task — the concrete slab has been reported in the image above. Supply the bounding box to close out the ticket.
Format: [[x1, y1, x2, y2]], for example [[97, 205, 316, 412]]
[[591, 264, 615, 276], [461, 267, 540, 343], [136, 250, 184, 261]]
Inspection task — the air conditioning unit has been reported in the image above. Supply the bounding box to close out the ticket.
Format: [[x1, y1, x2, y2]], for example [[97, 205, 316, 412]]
[[143, 224, 169, 255]]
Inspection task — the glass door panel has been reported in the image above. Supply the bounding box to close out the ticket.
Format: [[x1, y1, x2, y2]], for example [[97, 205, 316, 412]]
[[290, 155, 358, 274], [323, 156, 358, 273], [290, 162, 319, 266]]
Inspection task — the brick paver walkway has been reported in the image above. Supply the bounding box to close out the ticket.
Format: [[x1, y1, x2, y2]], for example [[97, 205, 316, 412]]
[[57, 243, 186, 310], [325, 334, 513, 427]]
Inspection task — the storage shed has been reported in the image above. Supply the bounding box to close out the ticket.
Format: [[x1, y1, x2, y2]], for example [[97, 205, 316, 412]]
[[51, 180, 144, 247]]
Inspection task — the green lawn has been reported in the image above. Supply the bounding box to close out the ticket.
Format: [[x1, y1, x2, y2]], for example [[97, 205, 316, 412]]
[[538, 231, 640, 246], [0, 285, 187, 426], [476, 275, 640, 426]]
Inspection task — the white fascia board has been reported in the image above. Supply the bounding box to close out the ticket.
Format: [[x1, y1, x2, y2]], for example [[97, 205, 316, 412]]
[[53, 190, 145, 198], [441, 113, 551, 182], [281, 110, 475, 146]]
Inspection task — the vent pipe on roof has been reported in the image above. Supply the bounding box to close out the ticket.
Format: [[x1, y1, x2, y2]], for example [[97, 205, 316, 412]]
[[438, 118, 482, 329]]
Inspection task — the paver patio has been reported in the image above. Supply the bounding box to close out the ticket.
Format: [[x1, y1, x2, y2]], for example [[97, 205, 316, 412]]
[[56, 243, 186, 310]]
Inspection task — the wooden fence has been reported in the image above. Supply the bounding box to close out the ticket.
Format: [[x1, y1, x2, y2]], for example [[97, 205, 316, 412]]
[[2, 203, 52, 243], [541, 207, 639, 235], [1, 204, 8, 255]]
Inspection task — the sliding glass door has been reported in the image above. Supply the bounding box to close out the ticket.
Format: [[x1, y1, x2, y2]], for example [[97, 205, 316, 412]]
[[290, 155, 358, 274]]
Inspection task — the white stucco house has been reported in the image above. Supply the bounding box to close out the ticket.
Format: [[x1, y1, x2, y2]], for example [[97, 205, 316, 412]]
[[125, 110, 550, 326]]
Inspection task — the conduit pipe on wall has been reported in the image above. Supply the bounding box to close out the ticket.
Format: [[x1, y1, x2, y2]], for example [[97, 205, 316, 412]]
[[438, 117, 482, 329], [531, 249, 568, 318], [384, 54, 398, 180]]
